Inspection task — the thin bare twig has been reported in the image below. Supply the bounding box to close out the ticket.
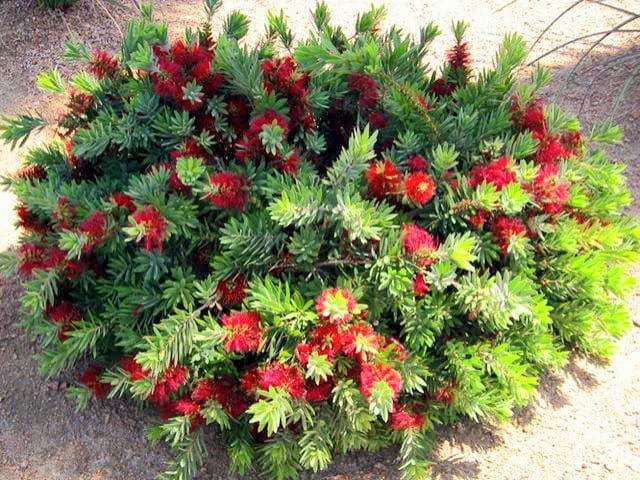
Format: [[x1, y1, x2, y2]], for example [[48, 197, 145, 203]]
[[555, 14, 640, 101], [93, 0, 124, 39], [529, 0, 588, 53], [526, 28, 640, 66]]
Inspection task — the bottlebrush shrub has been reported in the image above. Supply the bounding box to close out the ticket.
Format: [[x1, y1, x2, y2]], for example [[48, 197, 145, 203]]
[[1, 2, 639, 479]]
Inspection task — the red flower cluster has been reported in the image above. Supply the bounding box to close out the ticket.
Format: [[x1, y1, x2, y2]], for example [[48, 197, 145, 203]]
[[407, 154, 429, 172], [151, 40, 224, 111], [403, 171, 436, 206], [221, 311, 263, 353], [366, 159, 402, 199], [111, 193, 136, 213], [366, 159, 436, 206], [359, 361, 403, 400], [16, 204, 48, 234], [348, 73, 379, 109], [402, 223, 439, 266], [129, 364, 189, 407], [236, 109, 291, 166], [413, 272, 429, 297], [14, 164, 46, 183], [389, 403, 424, 430], [217, 274, 248, 306], [447, 41, 471, 72], [191, 376, 248, 419], [160, 139, 210, 194], [256, 361, 306, 399], [467, 208, 490, 229], [315, 288, 358, 324], [368, 111, 387, 130], [528, 163, 570, 215], [207, 171, 248, 210], [88, 50, 119, 80], [490, 215, 527, 255], [46, 301, 81, 341], [79, 211, 108, 252], [435, 382, 456, 404], [17, 243, 68, 277], [469, 156, 516, 191], [262, 57, 314, 131], [341, 321, 382, 361], [131, 206, 168, 251], [79, 365, 112, 398]]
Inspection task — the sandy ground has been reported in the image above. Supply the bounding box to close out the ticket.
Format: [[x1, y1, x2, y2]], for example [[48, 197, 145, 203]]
[[0, 0, 639, 479]]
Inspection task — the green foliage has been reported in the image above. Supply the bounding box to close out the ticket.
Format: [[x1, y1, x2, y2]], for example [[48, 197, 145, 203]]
[[37, 0, 76, 10]]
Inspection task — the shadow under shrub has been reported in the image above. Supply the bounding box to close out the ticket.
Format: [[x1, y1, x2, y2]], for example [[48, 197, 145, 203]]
[[1, 1, 638, 479]]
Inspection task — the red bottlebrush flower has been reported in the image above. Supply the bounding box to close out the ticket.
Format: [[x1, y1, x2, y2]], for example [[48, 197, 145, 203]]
[[175, 397, 201, 416], [366, 159, 402, 199], [258, 361, 306, 399], [45, 302, 82, 342], [44, 246, 68, 271], [340, 321, 382, 360], [191, 379, 217, 403], [467, 208, 490, 229], [53, 196, 77, 230], [217, 274, 248, 306], [207, 172, 248, 210], [389, 404, 424, 430], [89, 50, 119, 80], [111, 193, 136, 213], [14, 164, 46, 182], [530, 163, 570, 215], [348, 73, 379, 109], [79, 366, 112, 399], [359, 362, 402, 400], [402, 223, 439, 266], [65, 92, 94, 118], [469, 156, 516, 191], [403, 171, 436, 206], [430, 77, 455, 97], [191, 376, 247, 418], [490, 215, 527, 255], [522, 103, 546, 135], [226, 96, 251, 135], [131, 206, 168, 251], [413, 272, 429, 297], [435, 384, 455, 404], [273, 148, 300, 175], [368, 111, 387, 130], [407, 154, 429, 172], [18, 242, 47, 276], [536, 137, 570, 166], [295, 343, 312, 365], [236, 109, 290, 161], [240, 367, 260, 396], [16, 205, 48, 234], [170, 138, 208, 162], [121, 357, 150, 381], [315, 288, 358, 324], [46, 301, 82, 325], [447, 41, 471, 72], [309, 323, 343, 360], [305, 379, 333, 403], [80, 211, 108, 250], [162, 364, 189, 393], [560, 131, 582, 156], [221, 311, 263, 353]]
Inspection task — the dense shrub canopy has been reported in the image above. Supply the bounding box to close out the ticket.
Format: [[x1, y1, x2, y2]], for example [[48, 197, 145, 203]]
[[2, 2, 638, 479]]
